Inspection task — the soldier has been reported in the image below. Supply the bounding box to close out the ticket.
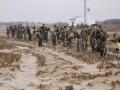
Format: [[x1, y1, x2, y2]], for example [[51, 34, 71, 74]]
[[32, 25, 37, 35], [54, 25, 60, 43], [60, 28, 65, 44], [116, 36, 120, 67], [76, 30, 82, 52], [17, 25, 24, 40], [90, 25, 101, 54], [35, 30, 43, 47], [51, 31, 57, 46], [23, 27, 28, 41], [6, 26, 10, 38], [32, 26, 37, 40], [44, 28, 49, 42], [20, 25, 24, 40], [51, 25, 57, 46], [10, 25, 15, 38], [66, 28, 74, 48], [80, 27, 89, 51], [17, 24, 23, 40], [40, 24, 48, 42], [16, 25, 20, 40], [97, 26, 108, 58], [26, 26, 32, 41]]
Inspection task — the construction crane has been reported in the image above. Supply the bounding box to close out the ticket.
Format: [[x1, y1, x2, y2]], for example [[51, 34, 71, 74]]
[[69, 16, 81, 27]]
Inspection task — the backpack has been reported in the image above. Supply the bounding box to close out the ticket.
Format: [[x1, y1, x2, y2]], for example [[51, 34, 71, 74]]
[[68, 32, 74, 39]]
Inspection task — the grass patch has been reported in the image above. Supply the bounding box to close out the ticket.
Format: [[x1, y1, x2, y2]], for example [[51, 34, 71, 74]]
[[0, 52, 21, 68], [0, 39, 14, 49], [33, 53, 46, 66]]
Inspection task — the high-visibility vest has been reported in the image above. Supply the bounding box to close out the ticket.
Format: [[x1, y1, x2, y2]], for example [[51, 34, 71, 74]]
[[117, 42, 120, 49]]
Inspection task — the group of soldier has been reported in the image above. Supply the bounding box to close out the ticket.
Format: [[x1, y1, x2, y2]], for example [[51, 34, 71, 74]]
[[75, 24, 108, 58], [6, 24, 109, 58], [7, 24, 32, 41]]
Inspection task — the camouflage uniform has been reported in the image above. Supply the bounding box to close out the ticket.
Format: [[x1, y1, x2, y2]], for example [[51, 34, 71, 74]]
[[6, 27, 10, 38], [35, 31, 43, 47], [66, 29, 74, 48], [52, 31, 57, 46], [97, 29, 108, 58], [80, 28, 88, 51], [27, 26, 32, 41]]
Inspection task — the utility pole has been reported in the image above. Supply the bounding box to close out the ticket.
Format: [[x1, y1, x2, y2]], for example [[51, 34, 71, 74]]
[[84, 0, 87, 24]]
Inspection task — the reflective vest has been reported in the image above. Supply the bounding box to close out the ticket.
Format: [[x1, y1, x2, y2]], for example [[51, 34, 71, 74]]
[[117, 42, 120, 49]]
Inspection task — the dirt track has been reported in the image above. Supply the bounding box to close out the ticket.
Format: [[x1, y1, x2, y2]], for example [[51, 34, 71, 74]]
[[0, 27, 120, 90]]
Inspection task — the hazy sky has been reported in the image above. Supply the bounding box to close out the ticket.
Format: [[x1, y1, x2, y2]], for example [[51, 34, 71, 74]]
[[0, 0, 120, 23]]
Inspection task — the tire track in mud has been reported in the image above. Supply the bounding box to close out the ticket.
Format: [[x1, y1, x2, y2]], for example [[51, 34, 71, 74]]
[[6, 54, 39, 90], [37, 48, 99, 74], [32, 47, 102, 90], [0, 43, 40, 90]]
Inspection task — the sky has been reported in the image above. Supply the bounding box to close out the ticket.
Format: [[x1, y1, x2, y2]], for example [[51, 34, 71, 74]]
[[0, 0, 120, 24]]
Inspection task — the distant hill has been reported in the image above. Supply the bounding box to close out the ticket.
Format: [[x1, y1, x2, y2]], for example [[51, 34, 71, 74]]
[[96, 19, 120, 26], [104, 19, 120, 26], [0, 22, 69, 27], [0, 22, 43, 26]]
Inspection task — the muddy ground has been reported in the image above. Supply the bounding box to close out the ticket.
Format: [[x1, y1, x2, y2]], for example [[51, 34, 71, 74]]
[[0, 27, 120, 90]]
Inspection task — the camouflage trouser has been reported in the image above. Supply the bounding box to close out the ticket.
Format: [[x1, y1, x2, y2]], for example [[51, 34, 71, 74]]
[[23, 33, 27, 41], [52, 36, 57, 46], [17, 31, 21, 40], [67, 38, 72, 48], [56, 33, 60, 43], [28, 34, 32, 41], [44, 34, 48, 42], [92, 40, 97, 54], [12, 31, 15, 38], [7, 32, 10, 38], [98, 40, 107, 58], [77, 39, 82, 52], [38, 39, 43, 47]]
